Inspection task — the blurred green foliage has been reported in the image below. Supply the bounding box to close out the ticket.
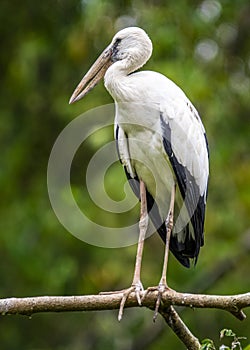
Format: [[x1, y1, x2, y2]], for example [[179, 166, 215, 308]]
[[0, 0, 249, 349], [201, 328, 249, 349]]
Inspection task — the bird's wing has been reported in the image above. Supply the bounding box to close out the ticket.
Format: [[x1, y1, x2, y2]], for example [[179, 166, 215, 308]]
[[115, 123, 136, 177], [115, 123, 193, 268], [160, 98, 209, 260], [115, 123, 164, 233]]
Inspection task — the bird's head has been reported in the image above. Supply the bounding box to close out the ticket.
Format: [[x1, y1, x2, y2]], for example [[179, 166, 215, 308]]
[[69, 27, 152, 104], [110, 27, 152, 68]]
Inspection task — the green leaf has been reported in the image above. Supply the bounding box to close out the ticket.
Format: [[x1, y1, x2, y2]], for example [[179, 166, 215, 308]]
[[220, 329, 236, 339], [201, 339, 216, 350]]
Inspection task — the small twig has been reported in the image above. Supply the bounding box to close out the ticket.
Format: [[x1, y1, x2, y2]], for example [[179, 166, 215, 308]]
[[159, 306, 201, 350]]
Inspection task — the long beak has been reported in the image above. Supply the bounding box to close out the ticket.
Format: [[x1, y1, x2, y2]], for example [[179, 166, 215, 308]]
[[69, 45, 113, 104]]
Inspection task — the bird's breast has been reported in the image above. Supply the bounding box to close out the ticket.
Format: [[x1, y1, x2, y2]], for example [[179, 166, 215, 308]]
[[116, 104, 175, 217]]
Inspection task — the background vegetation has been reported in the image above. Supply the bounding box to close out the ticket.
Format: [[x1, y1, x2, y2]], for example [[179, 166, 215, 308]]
[[1, 0, 249, 349]]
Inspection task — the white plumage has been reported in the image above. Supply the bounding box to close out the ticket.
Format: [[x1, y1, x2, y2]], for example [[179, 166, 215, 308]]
[[70, 27, 209, 268]]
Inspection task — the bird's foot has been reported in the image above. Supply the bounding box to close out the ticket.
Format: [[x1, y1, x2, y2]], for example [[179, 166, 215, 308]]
[[153, 282, 168, 322], [118, 281, 144, 321], [143, 283, 173, 322]]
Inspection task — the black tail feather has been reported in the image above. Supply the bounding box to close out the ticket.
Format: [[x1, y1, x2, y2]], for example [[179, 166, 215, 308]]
[[125, 168, 200, 268]]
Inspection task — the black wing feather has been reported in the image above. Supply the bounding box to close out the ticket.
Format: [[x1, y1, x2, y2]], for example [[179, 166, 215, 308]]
[[160, 113, 208, 262], [116, 122, 208, 268], [124, 167, 190, 267]]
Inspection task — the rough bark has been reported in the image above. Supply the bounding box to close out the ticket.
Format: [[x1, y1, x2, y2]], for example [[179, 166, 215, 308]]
[[1, 290, 249, 349]]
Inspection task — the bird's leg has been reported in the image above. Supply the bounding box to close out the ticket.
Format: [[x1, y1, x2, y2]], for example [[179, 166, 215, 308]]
[[142, 183, 176, 321], [118, 180, 148, 321], [132, 180, 148, 292], [153, 183, 176, 321], [159, 183, 176, 286]]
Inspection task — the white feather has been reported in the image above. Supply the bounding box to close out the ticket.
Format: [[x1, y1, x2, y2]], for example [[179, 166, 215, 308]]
[[104, 27, 209, 235]]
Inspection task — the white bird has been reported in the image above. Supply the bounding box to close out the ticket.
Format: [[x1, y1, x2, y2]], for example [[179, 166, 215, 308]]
[[69, 27, 209, 320]]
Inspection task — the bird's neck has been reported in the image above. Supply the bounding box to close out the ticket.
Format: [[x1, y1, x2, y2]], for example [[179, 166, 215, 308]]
[[104, 63, 127, 101], [104, 61, 140, 101], [104, 52, 150, 102]]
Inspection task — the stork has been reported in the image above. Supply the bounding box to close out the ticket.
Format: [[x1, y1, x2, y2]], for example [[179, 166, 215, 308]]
[[69, 27, 209, 320]]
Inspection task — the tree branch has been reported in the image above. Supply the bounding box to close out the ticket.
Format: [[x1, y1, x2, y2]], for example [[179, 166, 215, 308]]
[[1, 290, 249, 350], [159, 306, 201, 350], [129, 229, 250, 350], [1, 291, 249, 317]]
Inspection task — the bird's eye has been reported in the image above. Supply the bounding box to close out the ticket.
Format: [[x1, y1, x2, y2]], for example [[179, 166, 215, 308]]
[[112, 38, 122, 62], [114, 38, 122, 45], [113, 38, 122, 50]]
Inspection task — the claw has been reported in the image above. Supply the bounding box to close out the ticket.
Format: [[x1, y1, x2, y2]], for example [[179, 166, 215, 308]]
[[153, 289, 163, 322], [134, 281, 144, 305], [118, 287, 132, 321], [153, 282, 169, 321], [143, 283, 171, 322], [118, 282, 144, 321]]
